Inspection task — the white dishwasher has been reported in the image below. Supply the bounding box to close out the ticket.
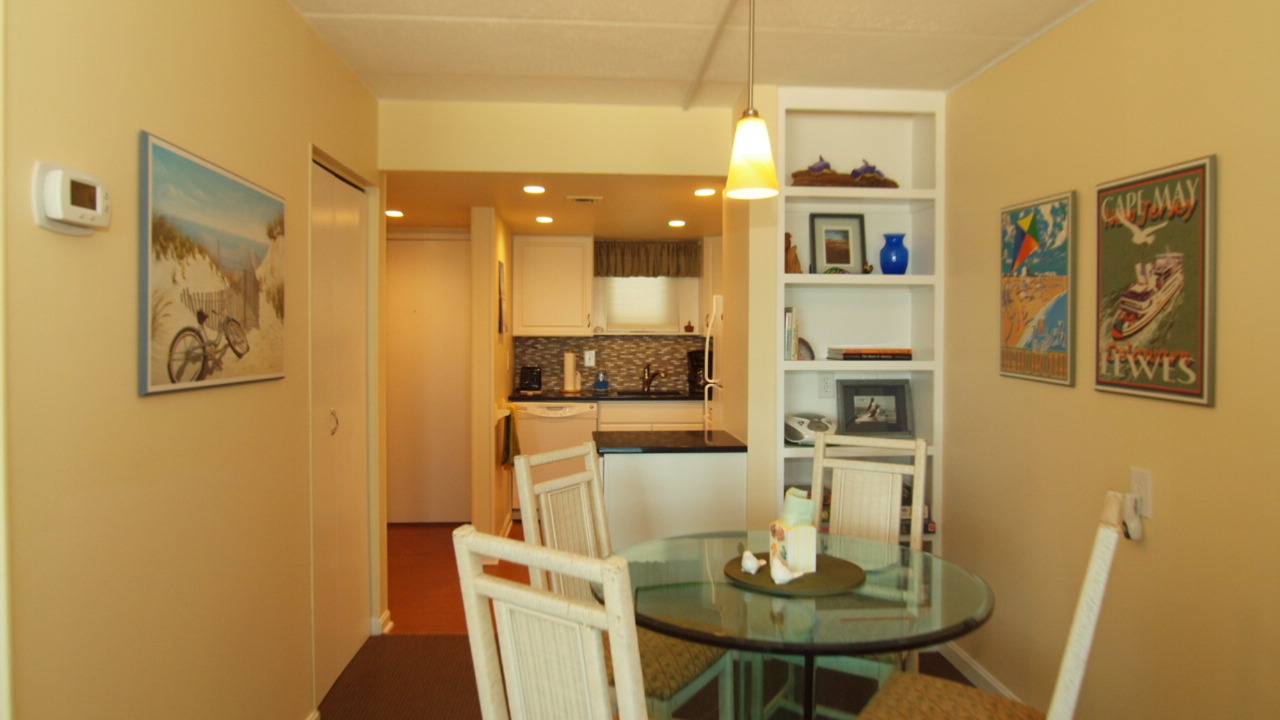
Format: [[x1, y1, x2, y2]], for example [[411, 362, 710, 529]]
[[512, 402, 598, 517]]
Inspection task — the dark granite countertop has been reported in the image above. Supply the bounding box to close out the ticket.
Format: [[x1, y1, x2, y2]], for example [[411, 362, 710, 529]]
[[593, 430, 747, 453], [510, 390, 702, 402]]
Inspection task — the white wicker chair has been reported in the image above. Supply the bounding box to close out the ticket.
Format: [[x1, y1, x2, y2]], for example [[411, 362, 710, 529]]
[[453, 524, 647, 720], [751, 433, 931, 720], [858, 491, 1133, 720], [515, 441, 733, 720]]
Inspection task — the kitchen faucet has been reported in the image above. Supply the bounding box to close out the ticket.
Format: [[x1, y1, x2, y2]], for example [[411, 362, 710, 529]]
[[641, 363, 666, 392]]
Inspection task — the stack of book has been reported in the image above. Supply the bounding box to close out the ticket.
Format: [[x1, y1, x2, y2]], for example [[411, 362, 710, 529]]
[[826, 347, 913, 361], [784, 307, 799, 360]]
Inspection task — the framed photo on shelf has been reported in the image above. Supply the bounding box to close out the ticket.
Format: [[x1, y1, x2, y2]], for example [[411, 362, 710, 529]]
[[836, 380, 914, 437], [809, 213, 867, 274], [1095, 156, 1214, 405], [1000, 191, 1073, 385]]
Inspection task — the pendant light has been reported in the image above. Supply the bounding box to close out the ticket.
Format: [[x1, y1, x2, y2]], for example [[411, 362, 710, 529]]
[[724, 0, 779, 200]]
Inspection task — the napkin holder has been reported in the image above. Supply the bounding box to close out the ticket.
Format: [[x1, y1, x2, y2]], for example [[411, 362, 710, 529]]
[[769, 488, 817, 575]]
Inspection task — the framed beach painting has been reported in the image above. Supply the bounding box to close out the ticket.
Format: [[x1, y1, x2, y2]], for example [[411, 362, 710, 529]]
[[1095, 156, 1214, 405], [139, 132, 286, 395], [1000, 191, 1073, 385], [809, 213, 867, 274]]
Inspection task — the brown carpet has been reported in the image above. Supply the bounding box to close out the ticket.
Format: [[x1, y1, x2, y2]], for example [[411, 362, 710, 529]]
[[318, 632, 969, 720], [319, 634, 482, 720]]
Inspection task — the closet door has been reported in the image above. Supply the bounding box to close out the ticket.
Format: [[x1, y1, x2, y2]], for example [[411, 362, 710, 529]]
[[309, 161, 370, 700]]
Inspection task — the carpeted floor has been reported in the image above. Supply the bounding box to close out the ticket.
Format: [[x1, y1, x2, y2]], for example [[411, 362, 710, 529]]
[[318, 632, 968, 720], [319, 634, 482, 720]]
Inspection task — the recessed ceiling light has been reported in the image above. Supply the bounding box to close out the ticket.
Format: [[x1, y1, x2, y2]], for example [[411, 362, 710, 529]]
[[536, 216, 554, 224], [524, 185, 546, 194], [668, 220, 687, 228], [694, 188, 717, 197], [384, 210, 404, 218]]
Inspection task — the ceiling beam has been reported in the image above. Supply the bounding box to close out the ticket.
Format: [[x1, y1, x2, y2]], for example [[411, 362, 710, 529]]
[[682, 0, 738, 110]]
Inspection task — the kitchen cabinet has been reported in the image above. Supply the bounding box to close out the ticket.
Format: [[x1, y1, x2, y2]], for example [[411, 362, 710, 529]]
[[595, 430, 747, 549], [513, 235, 593, 336], [773, 87, 945, 550], [597, 401, 702, 431]]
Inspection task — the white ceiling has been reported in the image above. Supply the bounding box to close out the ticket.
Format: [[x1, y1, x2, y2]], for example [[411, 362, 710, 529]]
[[288, 0, 1094, 237]]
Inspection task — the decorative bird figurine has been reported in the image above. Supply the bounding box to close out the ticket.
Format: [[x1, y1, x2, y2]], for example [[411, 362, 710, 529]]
[[741, 550, 765, 575], [769, 554, 803, 585]]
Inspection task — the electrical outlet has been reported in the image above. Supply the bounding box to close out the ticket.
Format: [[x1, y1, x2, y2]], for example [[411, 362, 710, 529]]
[[818, 373, 835, 398], [1129, 466, 1153, 518], [584, 350, 596, 367]]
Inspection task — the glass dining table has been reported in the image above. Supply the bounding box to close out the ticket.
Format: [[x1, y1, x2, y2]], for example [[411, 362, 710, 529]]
[[612, 530, 994, 720]]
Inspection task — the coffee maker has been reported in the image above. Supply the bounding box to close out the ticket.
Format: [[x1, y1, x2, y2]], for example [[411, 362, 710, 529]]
[[687, 350, 712, 394]]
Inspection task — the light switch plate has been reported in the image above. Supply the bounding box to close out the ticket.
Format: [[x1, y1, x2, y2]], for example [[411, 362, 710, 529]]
[[584, 350, 596, 367], [1129, 466, 1153, 519]]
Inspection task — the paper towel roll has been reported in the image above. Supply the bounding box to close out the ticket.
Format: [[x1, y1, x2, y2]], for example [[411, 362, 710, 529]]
[[564, 351, 579, 391]]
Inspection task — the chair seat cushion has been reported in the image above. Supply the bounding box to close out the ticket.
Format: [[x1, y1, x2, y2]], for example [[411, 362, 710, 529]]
[[605, 628, 727, 701], [858, 672, 1046, 720]]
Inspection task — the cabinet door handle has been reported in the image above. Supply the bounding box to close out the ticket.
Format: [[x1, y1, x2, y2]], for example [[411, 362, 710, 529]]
[[330, 409, 340, 436]]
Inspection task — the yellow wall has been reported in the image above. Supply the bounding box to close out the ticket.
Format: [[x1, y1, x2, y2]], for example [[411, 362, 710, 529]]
[[380, 100, 731, 175], [944, 0, 1280, 716], [4, 0, 376, 717]]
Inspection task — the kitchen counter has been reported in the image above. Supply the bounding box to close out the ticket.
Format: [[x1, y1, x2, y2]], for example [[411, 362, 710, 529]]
[[593, 430, 746, 453], [510, 389, 703, 402]]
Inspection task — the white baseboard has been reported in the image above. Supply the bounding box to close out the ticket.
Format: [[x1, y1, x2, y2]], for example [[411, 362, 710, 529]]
[[372, 609, 393, 635], [939, 641, 1023, 701]]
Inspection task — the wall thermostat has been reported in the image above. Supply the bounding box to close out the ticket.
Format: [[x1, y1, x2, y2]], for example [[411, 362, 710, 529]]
[[33, 161, 111, 236]]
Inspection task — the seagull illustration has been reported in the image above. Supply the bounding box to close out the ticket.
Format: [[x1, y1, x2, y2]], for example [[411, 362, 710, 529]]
[[1117, 212, 1168, 245]]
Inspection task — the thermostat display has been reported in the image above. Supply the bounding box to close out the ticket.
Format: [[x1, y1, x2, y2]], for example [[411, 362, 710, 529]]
[[33, 161, 111, 236]]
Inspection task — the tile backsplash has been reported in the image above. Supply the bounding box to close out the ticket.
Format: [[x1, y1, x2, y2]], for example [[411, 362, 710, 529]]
[[515, 336, 707, 393]]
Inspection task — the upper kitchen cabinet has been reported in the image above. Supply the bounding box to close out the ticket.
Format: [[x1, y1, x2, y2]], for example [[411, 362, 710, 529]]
[[514, 235, 594, 336]]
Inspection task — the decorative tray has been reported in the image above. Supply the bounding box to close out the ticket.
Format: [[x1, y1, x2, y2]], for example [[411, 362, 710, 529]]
[[723, 553, 866, 597]]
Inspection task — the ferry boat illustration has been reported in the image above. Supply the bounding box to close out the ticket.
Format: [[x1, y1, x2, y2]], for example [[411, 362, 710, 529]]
[[1111, 250, 1184, 340]]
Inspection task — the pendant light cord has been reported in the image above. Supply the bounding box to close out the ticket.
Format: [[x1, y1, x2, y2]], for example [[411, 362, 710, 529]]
[[746, 0, 756, 110]]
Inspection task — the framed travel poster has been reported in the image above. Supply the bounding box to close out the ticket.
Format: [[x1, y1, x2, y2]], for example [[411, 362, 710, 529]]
[[139, 132, 286, 395], [1000, 191, 1074, 385], [1095, 156, 1214, 405]]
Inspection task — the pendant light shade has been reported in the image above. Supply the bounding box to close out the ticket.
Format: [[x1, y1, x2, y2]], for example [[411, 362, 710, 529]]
[[726, 110, 779, 199], [724, 0, 778, 200]]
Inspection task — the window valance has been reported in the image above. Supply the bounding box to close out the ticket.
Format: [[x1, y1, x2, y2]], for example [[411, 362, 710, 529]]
[[594, 239, 702, 278]]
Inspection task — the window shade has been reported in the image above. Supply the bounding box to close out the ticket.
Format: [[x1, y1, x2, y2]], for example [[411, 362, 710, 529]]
[[594, 239, 701, 277]]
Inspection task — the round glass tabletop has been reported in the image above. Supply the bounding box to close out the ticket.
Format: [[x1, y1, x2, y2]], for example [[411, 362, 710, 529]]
[[613, 530, 994, 656]]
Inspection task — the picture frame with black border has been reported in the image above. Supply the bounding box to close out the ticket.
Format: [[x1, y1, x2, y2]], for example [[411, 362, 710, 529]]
[[836, 379, 914, 437], [809, 213, 867, 274]]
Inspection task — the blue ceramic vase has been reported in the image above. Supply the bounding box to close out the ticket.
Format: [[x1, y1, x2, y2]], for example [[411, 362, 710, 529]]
[[880, 233, 909, 274]]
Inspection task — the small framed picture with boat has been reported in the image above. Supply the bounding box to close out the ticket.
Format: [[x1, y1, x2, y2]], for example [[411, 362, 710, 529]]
[[836, 380, 913, 438], [809, 213, 867, 274], [1000, 191, 1074, 385], [1095, 156, 1215, 405]]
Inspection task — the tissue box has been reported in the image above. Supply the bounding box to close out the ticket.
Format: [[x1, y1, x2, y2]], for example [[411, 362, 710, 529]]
[[769, 520, 817, 574]]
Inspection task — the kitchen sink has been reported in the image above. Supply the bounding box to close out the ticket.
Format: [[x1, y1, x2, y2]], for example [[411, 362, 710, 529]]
[[611, 389, 692, 398]]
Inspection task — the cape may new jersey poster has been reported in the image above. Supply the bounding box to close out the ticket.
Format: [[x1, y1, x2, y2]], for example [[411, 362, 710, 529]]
[[1096, 156, 1214, 405], [1001, 192, 1073, 385], [140, 132, 286, 395]]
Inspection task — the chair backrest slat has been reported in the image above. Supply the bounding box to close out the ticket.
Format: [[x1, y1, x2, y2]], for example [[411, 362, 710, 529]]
[[809, 433, 928, 550], [514, 441, 612, 597], [1046, 491, 1125, 720], [454, 524, 647, 720]]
